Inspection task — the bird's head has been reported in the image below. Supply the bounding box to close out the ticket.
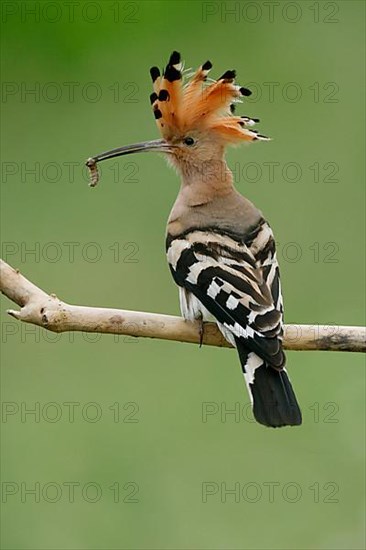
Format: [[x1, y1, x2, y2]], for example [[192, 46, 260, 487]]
[[86, 51, 269, 186]]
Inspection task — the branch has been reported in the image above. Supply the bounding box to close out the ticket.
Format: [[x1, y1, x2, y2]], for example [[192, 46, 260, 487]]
[[0, 259, 365, 353]]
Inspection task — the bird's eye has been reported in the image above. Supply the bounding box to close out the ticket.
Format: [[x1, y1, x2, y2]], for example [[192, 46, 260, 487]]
[[183, 137, 195, 146]]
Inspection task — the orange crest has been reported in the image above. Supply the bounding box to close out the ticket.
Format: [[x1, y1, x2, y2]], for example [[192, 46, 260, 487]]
[[149, 52, 269, 144]]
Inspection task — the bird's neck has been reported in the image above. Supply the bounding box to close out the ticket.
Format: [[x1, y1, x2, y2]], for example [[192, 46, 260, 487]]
[[178, 159, 234, 206], [167, 158, 262, 238]]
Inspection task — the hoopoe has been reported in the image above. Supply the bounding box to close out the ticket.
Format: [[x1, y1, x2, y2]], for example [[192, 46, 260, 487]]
[[86, 52, 302, 428]]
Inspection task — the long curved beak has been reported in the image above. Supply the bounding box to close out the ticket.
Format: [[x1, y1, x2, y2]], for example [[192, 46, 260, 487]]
[[86, 139, 173, 187]]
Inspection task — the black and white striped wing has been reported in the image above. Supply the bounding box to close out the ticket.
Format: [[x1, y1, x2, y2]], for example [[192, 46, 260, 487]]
[[166, 223, 285, 369]]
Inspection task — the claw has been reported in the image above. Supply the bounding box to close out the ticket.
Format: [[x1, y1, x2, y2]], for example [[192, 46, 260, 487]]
[[7, 308, 21, 319]]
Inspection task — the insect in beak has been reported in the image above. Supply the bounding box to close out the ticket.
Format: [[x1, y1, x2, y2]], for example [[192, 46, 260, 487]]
[[86, 139, 174, 187]]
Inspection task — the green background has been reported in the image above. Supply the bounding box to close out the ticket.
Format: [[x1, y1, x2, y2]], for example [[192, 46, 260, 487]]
[[1, 1, 365, 548]]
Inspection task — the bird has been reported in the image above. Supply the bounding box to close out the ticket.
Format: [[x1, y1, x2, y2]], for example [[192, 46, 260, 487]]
[[86, 51, 302, 428]]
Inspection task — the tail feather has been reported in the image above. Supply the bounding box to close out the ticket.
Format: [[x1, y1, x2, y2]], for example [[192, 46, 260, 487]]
[[236, 340, 302, 428], [250, 365, 302, 427]]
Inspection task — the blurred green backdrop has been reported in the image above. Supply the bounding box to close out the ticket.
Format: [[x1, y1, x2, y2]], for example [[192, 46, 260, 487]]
[[1, 1, 365, 549]]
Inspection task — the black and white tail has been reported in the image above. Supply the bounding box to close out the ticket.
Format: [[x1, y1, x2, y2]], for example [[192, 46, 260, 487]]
[[236, 340, 302, 428]]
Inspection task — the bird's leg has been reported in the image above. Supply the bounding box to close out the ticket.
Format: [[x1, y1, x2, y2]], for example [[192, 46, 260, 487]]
[[198, 314, 204, 348]]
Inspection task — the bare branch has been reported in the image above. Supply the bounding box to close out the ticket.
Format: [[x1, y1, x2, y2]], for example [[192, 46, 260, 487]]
[[1, 259, 365, 353]]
